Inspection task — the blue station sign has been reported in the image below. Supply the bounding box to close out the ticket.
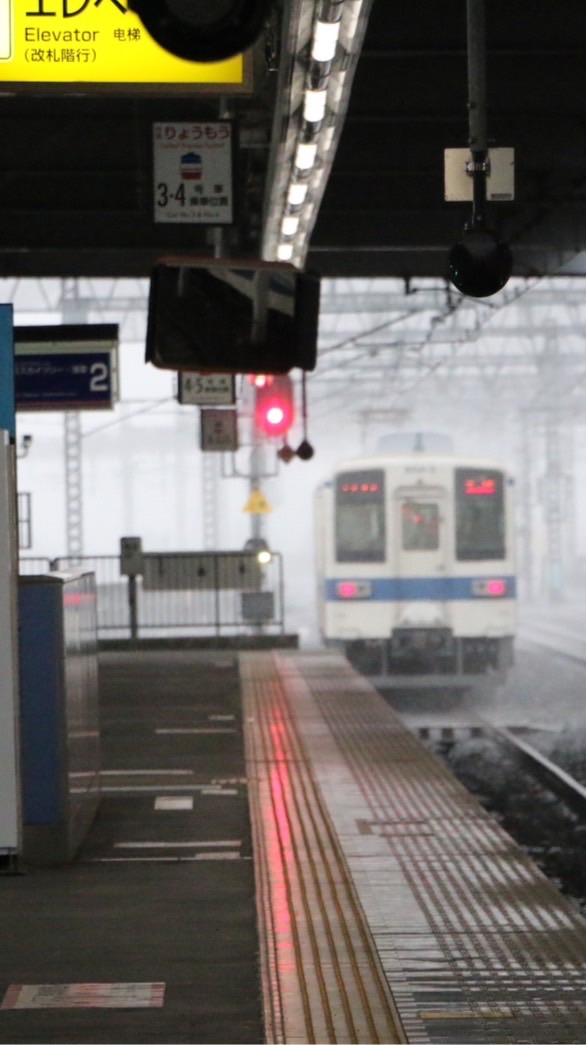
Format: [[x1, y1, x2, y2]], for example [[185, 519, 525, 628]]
[[15, 351, 114, 411], [14, 324, 118, 411]]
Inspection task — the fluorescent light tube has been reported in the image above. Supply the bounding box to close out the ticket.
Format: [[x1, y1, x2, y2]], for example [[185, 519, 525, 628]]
[[304, 88, 327, 123], [295, 141, 318, 170], [277, 243, 294, 261], [311, 19, 340, 62], [288, 182, 309, 205], [281, 215, 300, 236]]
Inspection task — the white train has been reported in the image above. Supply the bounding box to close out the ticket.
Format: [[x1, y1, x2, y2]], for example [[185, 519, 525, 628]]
[[315, 451, 516, 685]]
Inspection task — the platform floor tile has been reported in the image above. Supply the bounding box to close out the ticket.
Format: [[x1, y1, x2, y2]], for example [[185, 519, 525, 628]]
[[241, 651, 586, 1045]]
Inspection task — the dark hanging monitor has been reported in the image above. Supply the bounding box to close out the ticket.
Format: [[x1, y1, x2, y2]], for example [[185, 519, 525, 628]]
[[145, 258, 320, 374]]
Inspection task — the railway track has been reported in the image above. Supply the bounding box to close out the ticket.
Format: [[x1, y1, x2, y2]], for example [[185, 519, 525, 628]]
[[480, 720, 586, 816], [416, 719, 586, 814]]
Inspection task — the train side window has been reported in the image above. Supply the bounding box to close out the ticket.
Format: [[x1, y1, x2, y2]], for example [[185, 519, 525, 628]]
[[402, 501, 439, 551], [335, 470, 385, 562], [455, 468, 506, 560]]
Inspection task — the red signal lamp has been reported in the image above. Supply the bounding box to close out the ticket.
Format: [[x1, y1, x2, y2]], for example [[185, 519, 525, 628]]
[[249, 374, 274, 388], [255, 375, 295, 438]]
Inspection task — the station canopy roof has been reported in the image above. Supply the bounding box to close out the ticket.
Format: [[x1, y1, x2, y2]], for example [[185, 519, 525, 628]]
[[0, 1, 584, 285]]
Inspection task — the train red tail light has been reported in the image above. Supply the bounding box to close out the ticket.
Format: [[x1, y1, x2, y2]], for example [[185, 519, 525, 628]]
[[472, 578, 507, 597], [487, 579, 506, 596], [336, 581, 373, 599]]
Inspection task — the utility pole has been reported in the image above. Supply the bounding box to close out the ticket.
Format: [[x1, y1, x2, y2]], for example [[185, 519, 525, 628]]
[[61, 279, 85, 560]]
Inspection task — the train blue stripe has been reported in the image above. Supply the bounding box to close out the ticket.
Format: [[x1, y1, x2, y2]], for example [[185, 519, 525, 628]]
[[325, 576, 516, 600]]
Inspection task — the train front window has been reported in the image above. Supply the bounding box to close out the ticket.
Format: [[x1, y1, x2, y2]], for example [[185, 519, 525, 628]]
[[402, 501, 439, 551], [335, 470, 385, 562], [455, 468, 506, 560]]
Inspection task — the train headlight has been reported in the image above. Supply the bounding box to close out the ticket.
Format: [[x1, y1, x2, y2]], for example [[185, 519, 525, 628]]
[[336, 581, 373, 599], [472, 579, 507, 597]]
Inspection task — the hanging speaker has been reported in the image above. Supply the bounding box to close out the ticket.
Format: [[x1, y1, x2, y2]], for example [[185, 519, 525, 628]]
[[127, 0, 274, 62]]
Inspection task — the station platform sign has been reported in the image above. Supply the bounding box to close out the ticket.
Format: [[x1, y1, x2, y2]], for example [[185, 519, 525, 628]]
[[178, 372, 236, 406], [14, 324, 118, 411], [200, 407, 238, 452]]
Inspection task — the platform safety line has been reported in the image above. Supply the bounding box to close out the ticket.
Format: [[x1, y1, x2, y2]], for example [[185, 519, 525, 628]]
[[244, 656, 405, 1040], [246, 675, 356, 1043], [259, 681, 352, 1044], [247, 677, 321, 1044], [242, 682, 295, 1044], [266, 682, 405, 1045], [241, 656, 405, 1045]]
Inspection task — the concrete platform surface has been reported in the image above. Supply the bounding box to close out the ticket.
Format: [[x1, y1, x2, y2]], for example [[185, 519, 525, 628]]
[[0, 650, 263, 1045]]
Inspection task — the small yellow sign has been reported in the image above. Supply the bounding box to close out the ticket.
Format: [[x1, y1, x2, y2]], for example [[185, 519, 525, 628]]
[[244, 490, 272, 515], [0, 1, 249, 92]]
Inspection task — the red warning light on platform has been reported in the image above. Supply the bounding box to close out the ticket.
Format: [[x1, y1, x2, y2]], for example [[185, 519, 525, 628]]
[[254, 375, 294, 437]]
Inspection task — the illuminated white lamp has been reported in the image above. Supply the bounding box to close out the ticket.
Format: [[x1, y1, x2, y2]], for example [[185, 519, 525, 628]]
[[288, 182, 308, 206], [295, 141, 318, 170], [303, 87, 328, 123], [311, 18, 340, 62], [277, 243, 294, 261], [281, 215, 300, 237]]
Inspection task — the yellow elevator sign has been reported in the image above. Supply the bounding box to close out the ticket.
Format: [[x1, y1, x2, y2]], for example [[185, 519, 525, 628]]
[[0, 1, 250, 92]]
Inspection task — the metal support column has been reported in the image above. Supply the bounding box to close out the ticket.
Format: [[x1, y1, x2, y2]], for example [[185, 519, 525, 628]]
[[466, 0, 488, 153], [0, 308, 20, 863], [519, 414, 534, 602], [64, 411, 83, 561], [61, 279, 85, 562], [562, 425, 576, 581], [249, 442, 265, 543], [0, 434, 21, 864], [544, 415, 564, 601], [201, 449, 219, 550]]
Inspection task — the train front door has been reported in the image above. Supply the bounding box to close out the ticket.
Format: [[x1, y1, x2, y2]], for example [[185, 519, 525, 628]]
[[394, 487, 450, 629]]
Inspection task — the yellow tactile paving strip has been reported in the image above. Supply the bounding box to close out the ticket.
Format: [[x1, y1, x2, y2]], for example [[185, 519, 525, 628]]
[[241, 651, 586, 1045], [240, 654, 405, 1045]]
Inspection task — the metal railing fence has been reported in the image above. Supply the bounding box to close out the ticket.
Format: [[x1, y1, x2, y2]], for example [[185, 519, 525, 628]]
[[19, 557, 53, 575], [36, 551, 286, 640]]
